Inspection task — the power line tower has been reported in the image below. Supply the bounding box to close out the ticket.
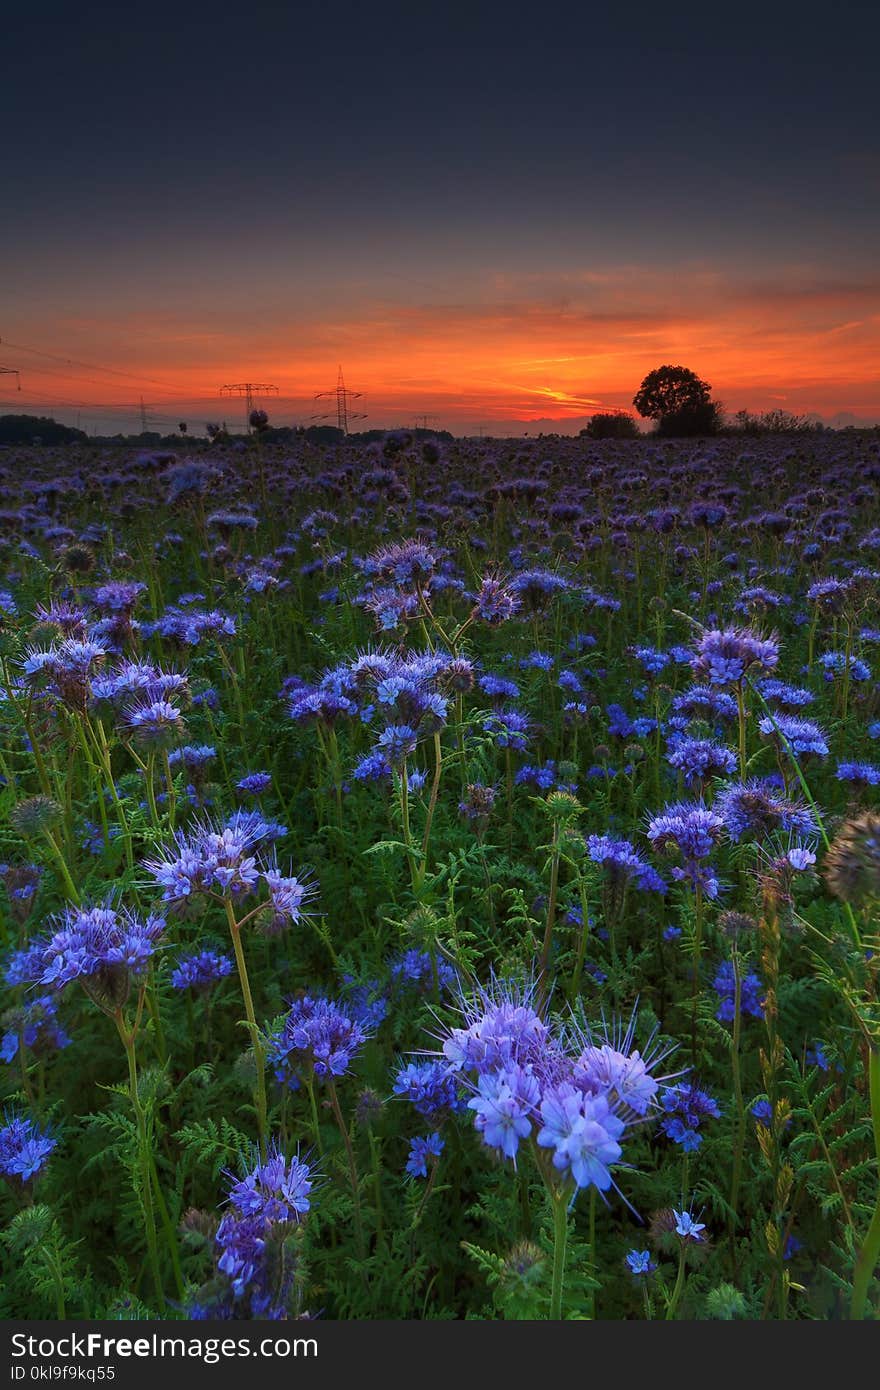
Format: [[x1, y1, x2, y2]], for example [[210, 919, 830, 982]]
[[219, 381, 280, 434], [0, 366, 21, 394], [139, 396, 157, 433], [412, 413, 440, 431], [312, 365, 366, 435]]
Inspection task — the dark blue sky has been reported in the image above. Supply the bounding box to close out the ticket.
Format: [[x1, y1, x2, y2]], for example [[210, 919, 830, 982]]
[[2, 0, 879, 432]]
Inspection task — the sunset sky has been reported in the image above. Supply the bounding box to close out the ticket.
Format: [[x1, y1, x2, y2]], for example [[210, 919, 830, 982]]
[[2, 1, 878, 435]]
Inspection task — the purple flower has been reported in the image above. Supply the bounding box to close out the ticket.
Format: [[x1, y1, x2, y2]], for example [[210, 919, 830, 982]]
[[145, 812, 292, 905], [836, 761, 880, 786], [660, 1082, 721, 1151], [484, 710, 530, 751], [667, 737, 737, 786], [712, 960, 765, 1022], [237, 772, 273, 796], [715, 777, 817, 843], [467, 1065, 541, 1160], [393, 1060, 463, 1116], [0, 1112, 56, 1181], [405, 1132, 444, 1178], [389, 948, 457, 994], [226, 1145, 313, 1223], [261, 867, 315, 933], [647, 801, 725, 897], [439, 978, 554, 1078], [170, 949, 233, 992], [587, 834, 666, 894], [673, 1208, 706, 1241], [537, 1085, 624, 1191], [213, 1144, 315, 1316], [757, 714, 829, 757], [472, 574, 521, 625], [268, 995, 367, 1085], [38, 904, 165, 995], [691, 627, 779, 686], [376, 724, 420, 764]]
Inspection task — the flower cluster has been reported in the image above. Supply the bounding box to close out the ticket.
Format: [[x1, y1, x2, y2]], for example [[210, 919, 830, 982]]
[[0, 1112, 56, 1182], [659, 1083, 721, 1151], [712, 960, 765, 1022], [35, 904, 166, 1012], [437, 980, 675, 1195], [268, 995, 367, 1086], [209, 1145, 314, 1318], [646, 801, 725, 898], [691, 627, 779, 686]]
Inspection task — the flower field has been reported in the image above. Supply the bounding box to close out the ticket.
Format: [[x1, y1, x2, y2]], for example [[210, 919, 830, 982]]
[[1, 429, 879, 1320]]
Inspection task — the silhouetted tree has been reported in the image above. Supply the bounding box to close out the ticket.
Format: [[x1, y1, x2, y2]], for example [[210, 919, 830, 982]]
[[303, 425, 344, 445], [728, 408, 822, 435], [0, 414, 87, 445], [580, 411, 640, 440], [634, 365, 721, 436], [655, 400, 724, 436]]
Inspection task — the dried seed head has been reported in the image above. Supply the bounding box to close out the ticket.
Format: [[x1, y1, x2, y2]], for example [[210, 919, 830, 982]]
[[355, 1088, 383, 1127], [11, 796, 63, 839], [824, 812, 880, 906], [718, 910, 757, 941], [60, 542, 96, 575], [501, 1240, 545, 1289]]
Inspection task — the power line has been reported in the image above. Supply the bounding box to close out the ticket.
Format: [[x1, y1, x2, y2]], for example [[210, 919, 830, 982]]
[[312, 365, 366, 435], [219, 381, 279, 433], [0, 335, 188, 394]]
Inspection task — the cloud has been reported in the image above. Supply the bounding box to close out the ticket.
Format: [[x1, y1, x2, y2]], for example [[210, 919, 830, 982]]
[[8, 263, 880, 429]]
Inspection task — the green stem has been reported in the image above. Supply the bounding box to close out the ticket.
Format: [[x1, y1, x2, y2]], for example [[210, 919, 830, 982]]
[[145, 752, 161, 828], [588, 1186, 597, 1319], [549, 1189, 569, 1321], [417, 731, 443, 893], [666, 1245, 688, 1320], [328, 1081, 364, 1256], [399, 761, 419, 894], [162, 749, 177, 830], [691, 885, 704, 1063], [148, 1148, 185, 1301], [116, 1014, 163, 1305], [538, 822, 561, 998], [42, 830, 80, 905], [729, 949, 745, 1267], [850, 1045, 880, 1318], [88, 718, 134, 872], [225, 899, 267, 1155], [736, 681, 747, 779]]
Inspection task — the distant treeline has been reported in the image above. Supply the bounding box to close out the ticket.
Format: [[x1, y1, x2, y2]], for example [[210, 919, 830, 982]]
[[580, 407, 862, 440], [1, 410, 875, 450], [0, 417, 457, 448], [0, 414, 88, 445]]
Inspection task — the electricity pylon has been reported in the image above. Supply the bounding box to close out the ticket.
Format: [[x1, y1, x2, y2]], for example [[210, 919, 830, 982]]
[[312, 366, 366, 435], [0, 366, 21, 392], [220, 381, 279, 433], [139, 396, 158, 433]]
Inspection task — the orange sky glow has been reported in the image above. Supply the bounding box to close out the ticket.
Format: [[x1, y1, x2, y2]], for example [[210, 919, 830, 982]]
[[4, 266, 880, 433]]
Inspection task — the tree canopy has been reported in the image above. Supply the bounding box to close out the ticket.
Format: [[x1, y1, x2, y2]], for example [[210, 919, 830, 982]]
[[633, 366, 721, 436], [633, 365, 712, 420], [0, 414, 87, 445]]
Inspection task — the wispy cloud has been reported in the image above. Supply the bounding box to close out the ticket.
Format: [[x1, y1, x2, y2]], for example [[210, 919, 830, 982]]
[[7, 264, 880, 427]]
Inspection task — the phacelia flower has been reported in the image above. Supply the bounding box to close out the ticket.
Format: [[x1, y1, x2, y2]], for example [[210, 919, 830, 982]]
[[0, 1112, 56, 1182], [712, 960, 765, 1022]]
